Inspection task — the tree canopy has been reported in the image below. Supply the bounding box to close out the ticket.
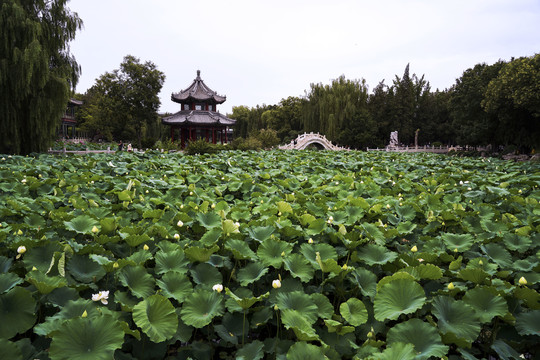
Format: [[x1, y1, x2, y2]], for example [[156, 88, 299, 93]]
[[0, 0, 82, 154], [78, 55, 165, 148]]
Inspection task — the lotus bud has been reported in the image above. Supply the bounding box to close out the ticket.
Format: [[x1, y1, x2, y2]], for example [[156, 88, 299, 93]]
[[278, 211, 282, 216], [281, 251, 285, 257], [177, 220, 184, 227], [518, 277, 527, 286], [174, 233, 180, 240], [411, 245, 418, 253], [91, 226, 99, 234], [32, 266, 37, 271], [342, 264, 348, 270], [367, 331, 374, 338], [17, 229, 23, 235], [308, 238, 314, 244], [17, 246, 26, 254], [274, 304, 279, 311], [143, 244, 149, 251], [82, 310, 88, 318], [447, 282, 455, 290], [212, 284, 223, 293], [272, 279, 281, 289], [211, 203, 216, 209], [189, 191, 193, 196], [478, 260, 483, 265], [113, 262, 119, 269], [454, 248, 458, 252]]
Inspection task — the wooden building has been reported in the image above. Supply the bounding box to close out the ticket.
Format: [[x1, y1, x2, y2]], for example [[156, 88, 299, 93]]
[[162, 70, 235, 148], [59, 98, 83, 139]]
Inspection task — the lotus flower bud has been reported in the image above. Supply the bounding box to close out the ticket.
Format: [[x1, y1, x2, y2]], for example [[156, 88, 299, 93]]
[[17, 246, 26, 254], [177, 220, 184, 227], [272, 279, 281, 289], [91, 226, 99, 234], [143, 244, 149, 251], [82, 310, 88, 318], [411, 245, 418, 253], [308, 238, 314, 244], [174, 233, 180, 240], [17, 229, 23, 235], [447, 282, 455, 290], [212, 284, 223, 293], [518, 277, 527, 286]]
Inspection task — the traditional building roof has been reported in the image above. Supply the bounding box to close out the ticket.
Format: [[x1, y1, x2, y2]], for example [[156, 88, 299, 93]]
[[171, 70, 226, 104], [162, 110, 235, 127]]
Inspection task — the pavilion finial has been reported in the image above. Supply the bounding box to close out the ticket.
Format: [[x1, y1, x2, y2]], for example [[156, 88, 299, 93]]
[[197, 70, 201, 78]]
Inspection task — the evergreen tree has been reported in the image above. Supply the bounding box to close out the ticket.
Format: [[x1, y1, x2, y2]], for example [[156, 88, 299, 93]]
[[0, 0, 82, 154]]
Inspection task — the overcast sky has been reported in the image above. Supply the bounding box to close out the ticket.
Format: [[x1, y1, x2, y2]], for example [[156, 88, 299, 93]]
[[68, 0, 540, 115]]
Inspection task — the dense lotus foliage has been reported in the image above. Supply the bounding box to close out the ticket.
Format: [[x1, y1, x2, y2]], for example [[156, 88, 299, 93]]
[[0, 150, 539, 359]]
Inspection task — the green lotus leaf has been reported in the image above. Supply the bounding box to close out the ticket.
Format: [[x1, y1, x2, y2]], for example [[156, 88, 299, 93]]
[[276, 291, 318, 324], [339, 298, 368, 326], [257, 238, 292, 268], [225, 239, 257, 261], [441, 233, 475, 252], [237, 262, 268, 286], [25, 213, 46, 228], [277, 200, 293, 214], [401, 263, 442, 280], [184, 244, 219, 263], [48, 315, 124, 360], [225, 288, 269, 310], [66, 254, 106, 283], [503, 233, 532, 252], [236, 340, 264, 360], [25, 271, 67, 294], [362, 223, 386, 245], [371, 342, 416, 360], [117, 265, 155, 298], [123, 234, 151, 247], [0, 273, 22, 294], [300, 243, 337, 267], [142, 209, 164, 219], [46, 287, 79, 308], [397, 221, 417, 235], [0, 255, 12, 273], [0, 287, 36, 339], [64, 215, 99, 234], [311, 293, 334, 320], [514, 287, 540, 309], [350, 267, 377, 298], [481, 243, 512, 268], [0, 338, 22, 360], [512, 259, 538, 272], [284, 253, 314, 282], [376, 272, 417, 292], [133, 294, 178, 343], [432, 296, 481, 347], [386, 319, 449, 359], [247, 226, 275, 242], [222, 219, 240, 234], [457, 268, 490, 285], [358, 244, 398, 266], [22, 242, 62, 272], [480, 218, 507, 235], [491, 339, 522, 360], [190, 263, 222, 287], [34, 299, 100, 336], [126, 249, 153, 265], [396, 205, 416, 221], [462, 287, 508, 323], [515, 310, 540, 336], [280, 309, 319, 341], [305, 218, 326, 236], [286, 341, 326, 359], [197, 212, 222, 229], [180, 289, 224, 328], [374, 279, 426, 321], [200, 228, 222, 246], [156, 272, 193, 303], [99, 217, 117, 234], [155, 249, 189, 275]]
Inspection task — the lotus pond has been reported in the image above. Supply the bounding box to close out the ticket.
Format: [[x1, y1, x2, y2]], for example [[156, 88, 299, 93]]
[[0, 150, 539, 359]]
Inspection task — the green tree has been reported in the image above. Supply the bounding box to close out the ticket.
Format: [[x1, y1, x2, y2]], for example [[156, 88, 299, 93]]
[[449, 61, 505, 146], [482, 54, 540, 151], [88, 55, 165, 148], [0, 0, 82, 154]]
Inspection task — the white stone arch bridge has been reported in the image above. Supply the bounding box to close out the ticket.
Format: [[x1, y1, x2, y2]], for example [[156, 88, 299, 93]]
[[279, 132, 349, 151]]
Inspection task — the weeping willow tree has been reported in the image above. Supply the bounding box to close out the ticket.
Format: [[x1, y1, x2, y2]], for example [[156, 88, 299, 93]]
[[0, 0, 82, 154]]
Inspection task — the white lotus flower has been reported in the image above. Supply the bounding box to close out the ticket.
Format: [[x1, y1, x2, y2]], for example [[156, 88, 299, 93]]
[[212, 284, 223, 293], [272, 279, 281, 289], [174, 233, 180, 240], [177, 220, 184, 227], [92, 290, 109, 304], [17, 246, 26, 254]]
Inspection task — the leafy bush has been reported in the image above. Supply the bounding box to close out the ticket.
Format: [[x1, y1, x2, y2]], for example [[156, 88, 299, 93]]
[[184, 139, 222, 155], [0, 151, 539, 359]]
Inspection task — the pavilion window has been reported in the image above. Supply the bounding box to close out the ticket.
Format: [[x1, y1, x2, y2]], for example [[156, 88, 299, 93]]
[[195, 104, 203, 110], [183, 104, 190, 110], [208, 105, 213, 111]]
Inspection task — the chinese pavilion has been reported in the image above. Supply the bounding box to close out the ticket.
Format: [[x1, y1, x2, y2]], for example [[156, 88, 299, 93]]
[[162, 70, 235, 148], [59, 98, 83, 139]]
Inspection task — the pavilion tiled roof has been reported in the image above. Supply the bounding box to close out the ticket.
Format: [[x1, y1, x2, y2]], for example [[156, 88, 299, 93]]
[[162, 110, 236, 126], [171, 70, 226, 104]]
